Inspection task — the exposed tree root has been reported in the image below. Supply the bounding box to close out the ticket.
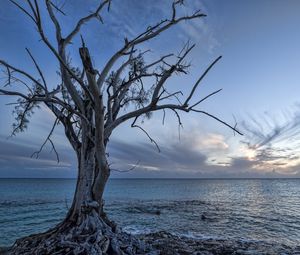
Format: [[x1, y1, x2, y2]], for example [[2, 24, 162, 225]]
[[9, 210, 149, 255]]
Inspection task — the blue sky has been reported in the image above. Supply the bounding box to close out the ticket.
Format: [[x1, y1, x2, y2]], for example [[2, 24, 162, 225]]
[[1, 0, 300, 178]]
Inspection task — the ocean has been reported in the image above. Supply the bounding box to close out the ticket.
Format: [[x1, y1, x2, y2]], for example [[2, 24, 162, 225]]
[[0, 178, 300, 248]]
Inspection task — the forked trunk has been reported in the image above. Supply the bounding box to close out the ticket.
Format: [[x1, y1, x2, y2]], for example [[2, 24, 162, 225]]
[[66, 100, 111, 222], [67, 148, 110, 223]]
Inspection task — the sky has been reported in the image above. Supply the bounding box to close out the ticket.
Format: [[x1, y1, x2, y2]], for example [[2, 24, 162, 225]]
[[1, 0, 300, 178]]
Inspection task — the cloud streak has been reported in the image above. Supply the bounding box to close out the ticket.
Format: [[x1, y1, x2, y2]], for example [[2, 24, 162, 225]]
[[240, 106, 300, 172]]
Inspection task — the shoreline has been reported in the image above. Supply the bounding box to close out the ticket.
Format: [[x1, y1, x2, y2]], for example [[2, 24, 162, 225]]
[[2, 231, 299, 255], [140, 231, 300, 254]]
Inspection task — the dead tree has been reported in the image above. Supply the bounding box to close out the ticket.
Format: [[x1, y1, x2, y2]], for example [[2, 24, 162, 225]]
[[0, 0, 242, 254]]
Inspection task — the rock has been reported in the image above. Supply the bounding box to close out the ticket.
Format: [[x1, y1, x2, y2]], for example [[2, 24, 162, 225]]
[[0, 247, 10, 255], [138, 231, 298, 255]]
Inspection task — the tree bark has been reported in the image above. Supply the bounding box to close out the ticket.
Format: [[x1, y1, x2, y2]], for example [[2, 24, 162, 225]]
[[67, 145, 110, 222]]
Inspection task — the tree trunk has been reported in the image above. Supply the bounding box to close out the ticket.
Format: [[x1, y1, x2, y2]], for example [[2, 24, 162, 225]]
[[9, 121, 148, 254], [9, 147, 147, 255], [9, 89, 149, 254], [67, 150, 99, 221], [66, 147, 111, 225]]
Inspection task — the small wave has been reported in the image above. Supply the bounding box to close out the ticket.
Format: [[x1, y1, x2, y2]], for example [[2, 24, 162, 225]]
[[122, 199, 210, 215], [0, 199, 64, 208], [124, 206, 162, 215], [177, 231, 269, 244], [123, 225, 153, 235], [178, 231, 225, 241]]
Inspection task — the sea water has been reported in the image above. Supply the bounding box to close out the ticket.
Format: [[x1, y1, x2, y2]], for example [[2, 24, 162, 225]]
[[0, 178, 300, 247]]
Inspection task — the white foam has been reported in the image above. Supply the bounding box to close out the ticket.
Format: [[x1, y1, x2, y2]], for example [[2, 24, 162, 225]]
[[123, 225, 152, 235]]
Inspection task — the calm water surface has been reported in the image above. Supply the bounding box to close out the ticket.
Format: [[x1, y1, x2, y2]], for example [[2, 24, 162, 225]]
[[0, 178, 300, 247]]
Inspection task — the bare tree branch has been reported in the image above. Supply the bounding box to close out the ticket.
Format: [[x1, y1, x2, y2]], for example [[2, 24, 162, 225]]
[[144, 53, 173, 69], [9, 0, 86, 110], [49, 1, 66, 16], [45, 0, 63, 41], [0, 59, 45, 90], [9, 0, 36, 23], [190, 109, 243, 135], [159, 91, 183, 102], [131, 116, 161, 152], [184, 56, 222, 106], [31, 117, 60, 162], [96, 3, 205, 90], [172, 108, 183, 140], [188, 88, 222, 109], [25, 48, 48, 92], [64, 0, 111, 46], [110, 160, 140, 173]]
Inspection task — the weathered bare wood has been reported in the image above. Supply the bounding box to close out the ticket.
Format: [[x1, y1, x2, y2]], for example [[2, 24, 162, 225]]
[[45, 0, 62, 42]]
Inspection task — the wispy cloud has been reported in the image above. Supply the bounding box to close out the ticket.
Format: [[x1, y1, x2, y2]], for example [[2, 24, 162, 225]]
[[240, 105, 300, 172], [242, 106, 300, 149], [92, 0, 218, 56]]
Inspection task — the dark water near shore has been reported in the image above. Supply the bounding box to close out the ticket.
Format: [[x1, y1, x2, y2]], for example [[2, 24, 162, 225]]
[[0, 178, 300, 248]]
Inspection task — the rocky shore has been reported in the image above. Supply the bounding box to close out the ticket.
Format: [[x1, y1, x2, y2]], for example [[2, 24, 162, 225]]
[[0, 247, 10, 255], [140, 231, 300, 255], [1, 231, 300, 255]]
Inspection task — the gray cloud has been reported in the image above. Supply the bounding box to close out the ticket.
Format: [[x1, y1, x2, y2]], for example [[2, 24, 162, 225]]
[[108, 138, 299, 178], [108, 139, 208, 173], [0, 136, 76, 178], [1, 132, 300, 178]]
